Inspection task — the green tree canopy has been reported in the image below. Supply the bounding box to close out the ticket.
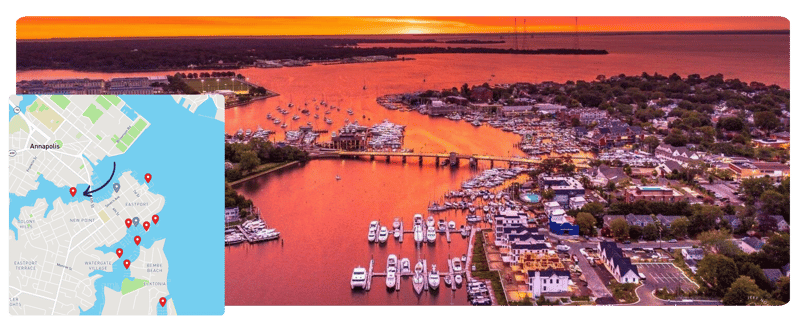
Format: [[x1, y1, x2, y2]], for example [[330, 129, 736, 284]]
[[610, 218, 630, 240], [697, 254, 739, 296], [576, 212, 597, 236]]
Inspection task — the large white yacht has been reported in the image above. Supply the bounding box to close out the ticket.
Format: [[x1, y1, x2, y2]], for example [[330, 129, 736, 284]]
[[351, 266, 367, 289]]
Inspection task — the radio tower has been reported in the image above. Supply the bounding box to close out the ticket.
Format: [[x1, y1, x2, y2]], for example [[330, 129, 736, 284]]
[[514, 17, 519, 50]]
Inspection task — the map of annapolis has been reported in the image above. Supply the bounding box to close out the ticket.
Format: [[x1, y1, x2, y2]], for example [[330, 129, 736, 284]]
[[8, 94, 225, 315]]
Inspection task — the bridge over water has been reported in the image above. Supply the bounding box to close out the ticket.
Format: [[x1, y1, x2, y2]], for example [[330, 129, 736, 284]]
[[311, 150, 591, 168]]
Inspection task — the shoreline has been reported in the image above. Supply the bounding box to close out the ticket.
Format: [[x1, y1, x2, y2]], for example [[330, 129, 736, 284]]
[[228, 161, 300, 186]]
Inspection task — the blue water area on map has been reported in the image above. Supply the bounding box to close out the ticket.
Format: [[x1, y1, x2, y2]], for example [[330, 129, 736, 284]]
[[11, 95, 38, 118], [8, 96, 224, 315], [193, 97, 219, 119], [120, 103, 139, 121], [7, 176, 96, 240], [156, 295, 172, 315]]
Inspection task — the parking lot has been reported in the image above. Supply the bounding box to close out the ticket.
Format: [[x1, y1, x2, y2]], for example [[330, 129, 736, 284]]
[[636, 263, 698, 293], [701, 182, 742, 205]]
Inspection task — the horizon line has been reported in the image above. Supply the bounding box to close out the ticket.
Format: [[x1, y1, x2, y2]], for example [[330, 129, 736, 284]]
[[17, 29, 790, 41]]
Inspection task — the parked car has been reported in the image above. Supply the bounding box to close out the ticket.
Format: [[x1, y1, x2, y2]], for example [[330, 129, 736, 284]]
[[669, 239, 677, 243]]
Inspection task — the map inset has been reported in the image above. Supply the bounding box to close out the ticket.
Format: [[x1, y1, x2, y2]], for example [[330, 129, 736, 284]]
[[8, 95, 224, 315]]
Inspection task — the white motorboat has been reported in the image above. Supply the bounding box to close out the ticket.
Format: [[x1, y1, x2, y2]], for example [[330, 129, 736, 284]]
[[378, 226, 388, 243], [448, 221, 456, 230], [414, 225, 424, 243], [335, 175, 341, 180], [428, 265, 440, 290], [413, 214, 423, 226], [426, 215, 435, 227], [369, 220, 379, 230], [460, 225, 468, 237], [461, 254, 467, 262], [452, 257, 462, 273], [401, 258, 411, 273], [351, 266, 367, 289], [387, 254, 398, 269], [392, 218, 401, 229], [386, 267, 396, 289], [393, 229, 401, 239], [368, 229, 376, 242], [444, 275, 452, 286], [454, 274, 463, 285], [426, 226, 437, 243], [412, 262, 425, 294]]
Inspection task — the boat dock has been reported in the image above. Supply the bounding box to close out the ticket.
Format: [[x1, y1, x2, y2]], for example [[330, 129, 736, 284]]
[[398, 220, 404, 243], [365, 258, 374, 291], [448, 258, 457, 291]]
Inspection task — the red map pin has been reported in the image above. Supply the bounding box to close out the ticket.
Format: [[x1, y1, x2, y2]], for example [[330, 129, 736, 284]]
[[159, 297, 167, 307], [69, 187, 77, 197], [125, 218, 133, 228], [152, 214, 159, 224], [134, 236, 141, 246], [123, 259, 131, 269], [144, 173, 152, 183], [116, 248, 123, 258], [143, 221, 151, 231]]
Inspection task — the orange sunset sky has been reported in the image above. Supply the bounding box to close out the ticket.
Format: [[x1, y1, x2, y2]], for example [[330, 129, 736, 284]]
[[17, 17, 788, 39]]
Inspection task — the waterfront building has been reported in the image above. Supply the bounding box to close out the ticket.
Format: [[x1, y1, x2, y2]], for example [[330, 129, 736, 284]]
[[16, 78, 105, 94], [425, 100, 465, 116], [498, 105, 535, 117], [626, 186, 684, 203], [528, 269, 571, 298], [225, 207, 240, 224], [566, 107, 607, 125], [534, 103, 567, 115], [538, 175, 585, 207], [508, 242, 551, 264], [109, 77, 154, 94]]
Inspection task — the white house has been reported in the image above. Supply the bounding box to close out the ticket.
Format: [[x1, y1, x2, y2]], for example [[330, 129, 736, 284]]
[[568, 196, 588, 210], [509, 242, 550, 264], [529, 269, 571, 298]]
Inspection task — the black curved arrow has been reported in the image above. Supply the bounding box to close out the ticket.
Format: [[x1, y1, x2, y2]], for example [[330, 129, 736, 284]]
[[83, 162, 116, 197]]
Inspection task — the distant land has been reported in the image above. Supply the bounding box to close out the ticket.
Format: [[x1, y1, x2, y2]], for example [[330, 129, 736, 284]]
[[16, 38, 607, 72]]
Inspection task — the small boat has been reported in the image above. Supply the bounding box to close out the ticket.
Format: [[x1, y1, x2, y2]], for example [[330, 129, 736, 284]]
[[368, 229, 376, 242], [428, 265, 440, 290], [444, 275, 452, 286], [413, 214, 423, 225], [387, 254, 398, 269], [426, 215, 435, 227], [461, 254, 467, 262], [351, 266, 367, 289], [386, 267, 396, 289], [448, 221, 456, 230], [413, 225, 424, 243], [452, 257, 462, 273], [426, 226, 437, 243], [460, 225, 468, 237], [412, 261, 425, 294], [393, 229, 401, 239], [335, 175, 341, 180], [378, 226, 388, 243], [401, 258, 411, 272], [454, 274, 463, 286], [392, 218, 401, 229]]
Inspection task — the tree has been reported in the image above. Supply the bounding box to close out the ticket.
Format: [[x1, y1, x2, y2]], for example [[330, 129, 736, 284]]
[[541, 189, 556, 201], [753, 111, 780, 134], [642, 136, 661, 153], [717, 116, 745, 132], [576, 212, 597, 236], [642, 222, 659, 240], [670, 217, 690, 239], [663, 129, 688, 147], [723, 276, 768, 305], [610, 218, 630, 240], [737, 262, 771, 291], [760, 190, 789, 223], [580, 202, 604, 216], [698, 229, 741, 257], [771, 277, 790, 303], [238, 150, 260, 173], [759, 233, 789, 269], [739, 177, 774, 203], [697, 254, 739, 296]]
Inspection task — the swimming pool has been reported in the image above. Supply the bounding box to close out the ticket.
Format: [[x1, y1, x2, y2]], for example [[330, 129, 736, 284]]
[[522, 193, 541, 203]]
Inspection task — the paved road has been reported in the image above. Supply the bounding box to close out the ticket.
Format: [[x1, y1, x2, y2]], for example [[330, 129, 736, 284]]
[[567, 243, 611, 298]]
